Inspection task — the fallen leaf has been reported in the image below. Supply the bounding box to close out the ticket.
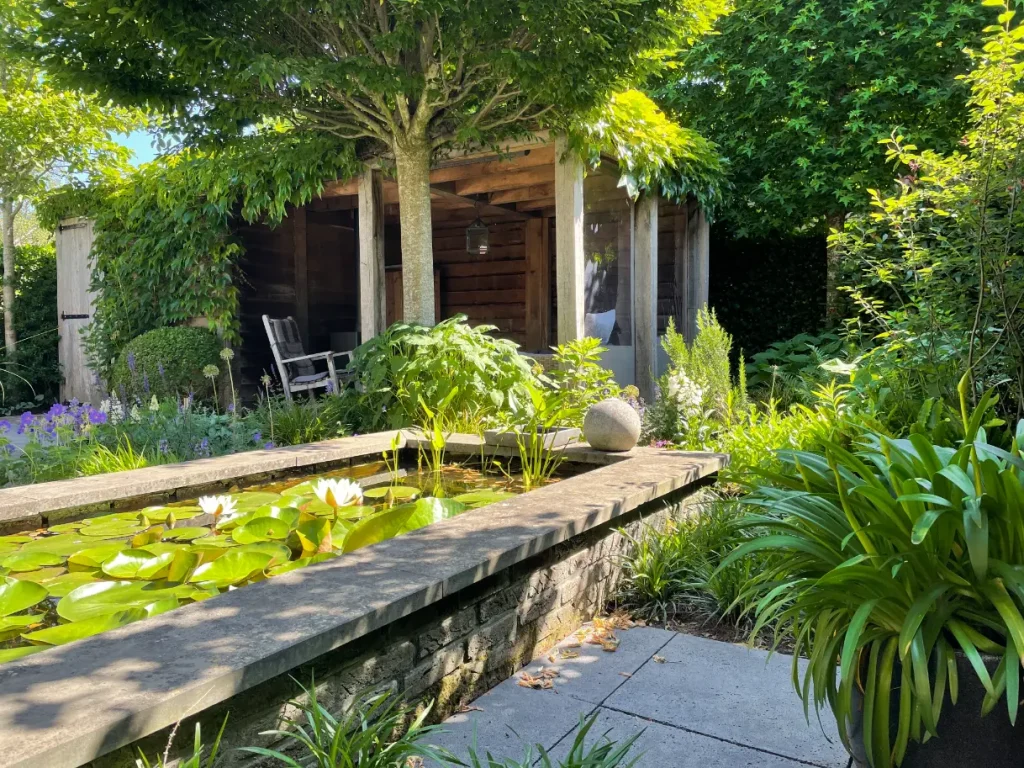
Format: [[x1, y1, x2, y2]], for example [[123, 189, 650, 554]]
[[653, 655, 666, 664], [518, 671, 555, 690], [406, 758, 424, 768], [560, 650, 580, 659], [548, 654, 557, 662], [456, 705, 483, 714], [601, 637, 620, 652], [618, 672, 632, 678]]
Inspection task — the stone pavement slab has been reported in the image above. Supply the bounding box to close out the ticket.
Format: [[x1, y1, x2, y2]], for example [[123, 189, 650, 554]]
[[433, 624, 851, 768], [546, 708, 812, 767], [604, 633, 848, 767]]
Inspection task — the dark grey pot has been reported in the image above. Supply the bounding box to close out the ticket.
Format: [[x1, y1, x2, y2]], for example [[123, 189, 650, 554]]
[[849, 652, 1024, 767]]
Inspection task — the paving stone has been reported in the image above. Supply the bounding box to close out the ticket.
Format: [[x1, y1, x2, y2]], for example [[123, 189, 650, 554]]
[[426, 675, 591, 765], [604, 633, 848, 768], [547, 707, 815, 768], [517, 626, 676, 706]]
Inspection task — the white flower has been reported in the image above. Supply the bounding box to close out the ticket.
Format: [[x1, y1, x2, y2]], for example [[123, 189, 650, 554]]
[[149, 395, 160, 412], [198, 494, 240, 523], [664, 371, 704, 414], [313, 478, 363, 508]]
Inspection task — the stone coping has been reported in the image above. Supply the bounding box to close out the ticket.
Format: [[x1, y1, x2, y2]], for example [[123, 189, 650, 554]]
[[0, 442, 725, 768], [0, 431, 634, 533]]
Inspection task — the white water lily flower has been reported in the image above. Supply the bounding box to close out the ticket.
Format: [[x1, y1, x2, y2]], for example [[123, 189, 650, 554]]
[[314, 478, 363, 509], [198, 494, 240, 523]]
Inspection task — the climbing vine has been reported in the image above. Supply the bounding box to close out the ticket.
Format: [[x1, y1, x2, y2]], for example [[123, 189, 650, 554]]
[[39, 132, 362, 377]]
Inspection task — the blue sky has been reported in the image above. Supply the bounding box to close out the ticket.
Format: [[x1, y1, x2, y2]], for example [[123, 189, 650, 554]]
[[116, 131, 162, 165]]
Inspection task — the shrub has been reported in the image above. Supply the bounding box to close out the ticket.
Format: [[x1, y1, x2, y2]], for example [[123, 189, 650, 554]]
[[0, 244, 60, 410], [745, 330, 845, 405], [728, 377, 1024, 765], [342, 316, 538, 431], [543, 337, 620, 428], [110, 326, 222, 402]]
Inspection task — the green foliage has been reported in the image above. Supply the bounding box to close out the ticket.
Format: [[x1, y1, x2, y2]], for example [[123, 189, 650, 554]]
[[746, 331, 845, 403], [619, 495, 760, 624], [136, 718, 227, 768], [111, 327, 223, 403], [247, 393, 349, 448], [77, 436, 151, 476], [662, 0, 992, 236], [728, 380, 1024, 766], [837, 9, 1024, 419], [241, 683, 451, 768], [544, 337, 620, 429], [506, 384, 577, 490], [0, 243, 59, 408], [566, 89, 723, 212], [343, 316, 539, 432]]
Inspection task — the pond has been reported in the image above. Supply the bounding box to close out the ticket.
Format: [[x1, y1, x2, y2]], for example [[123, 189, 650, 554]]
[[0, 459, 539, 666]]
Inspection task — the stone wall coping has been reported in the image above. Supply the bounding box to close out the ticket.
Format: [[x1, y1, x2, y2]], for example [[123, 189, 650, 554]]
[[0, 435, 725, 768]]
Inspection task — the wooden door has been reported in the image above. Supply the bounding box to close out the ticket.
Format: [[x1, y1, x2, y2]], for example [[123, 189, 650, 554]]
[[55, 218, 103, 404]]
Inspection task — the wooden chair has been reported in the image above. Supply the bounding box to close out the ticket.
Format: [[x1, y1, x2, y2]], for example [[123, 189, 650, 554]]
[[262, 315, 353, 401]]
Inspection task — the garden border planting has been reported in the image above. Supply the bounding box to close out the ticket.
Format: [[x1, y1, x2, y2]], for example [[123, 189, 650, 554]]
[[0, 432, 724, 768]]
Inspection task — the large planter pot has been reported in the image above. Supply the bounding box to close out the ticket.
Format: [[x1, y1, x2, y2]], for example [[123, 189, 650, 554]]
[[482, 427, 580, 449], [849, 652, 1024, 767]]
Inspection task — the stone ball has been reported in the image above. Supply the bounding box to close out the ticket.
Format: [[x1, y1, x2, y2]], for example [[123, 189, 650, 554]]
[[583, 398, 641, 452]]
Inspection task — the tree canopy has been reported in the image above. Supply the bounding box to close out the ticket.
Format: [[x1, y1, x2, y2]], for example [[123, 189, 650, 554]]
[[26, 0, 723, 323], [662, 0, 991, 236], [0, 0, 144, 353]]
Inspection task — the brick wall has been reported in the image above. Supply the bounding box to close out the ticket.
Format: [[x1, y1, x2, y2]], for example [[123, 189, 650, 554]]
[[91, 483, 709, 768]]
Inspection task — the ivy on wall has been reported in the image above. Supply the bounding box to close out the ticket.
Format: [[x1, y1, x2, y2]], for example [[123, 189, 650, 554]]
[[39, 132, 362, 377]]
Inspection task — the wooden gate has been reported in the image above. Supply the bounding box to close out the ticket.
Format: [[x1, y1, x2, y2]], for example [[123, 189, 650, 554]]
[[55, 218, 103, 404]]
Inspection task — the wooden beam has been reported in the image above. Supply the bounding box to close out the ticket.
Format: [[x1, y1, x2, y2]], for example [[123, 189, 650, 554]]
[[429, 145, 555, 184], [321, 179, 359, 197], [674, 211, 689, 341], [524, 217, 551, 351], [516, 197, 556, 211], [489, 183, 555, 205], [555, 135, 584, 343], [292, 206, 309, 345], [428, 185, 533, 221], [634, 193, 658, 402], [358, 169, 386, 342], [455, 166, 556, 196]]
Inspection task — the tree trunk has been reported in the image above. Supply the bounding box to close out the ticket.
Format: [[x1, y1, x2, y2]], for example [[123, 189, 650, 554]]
[[0, 199, 16, 355], [392, 129, 436, 325], [824, 210, 846, 329]]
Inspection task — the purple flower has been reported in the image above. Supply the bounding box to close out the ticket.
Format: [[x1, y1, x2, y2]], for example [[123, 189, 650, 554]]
[[1, 444, 13, 456], [127, 352, 136, 373], [0, 421, 9, 435], [251, 431, 262, 444], [158, 438, 169, 455], [264, 441, 275, 450], [47, 403, 67, 418], [69, 398, 80, 408], [17, 412, 33, 435], [325, 379, 335, 394], [157, 362, 166, 380], [87, 409, 107, 425], [227, 403, 235, 413], [143, 372, 150, 393]]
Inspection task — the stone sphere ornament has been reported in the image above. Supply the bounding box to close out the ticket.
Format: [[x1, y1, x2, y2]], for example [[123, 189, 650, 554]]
[[583, 398, 641, 452]]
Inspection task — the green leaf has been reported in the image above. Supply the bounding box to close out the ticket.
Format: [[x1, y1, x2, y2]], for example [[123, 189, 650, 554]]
[[163, 526, 211, 541], [0, 645, 45, 665], [101, 549, 171, 579], [23, 608, 148, 646], [1, 551, 63, 572], [188, 550, 273, 587], [0, 577, 48, 616], [67, 543, 128, 570], [57, 581, 183, 622], [452, 490, 518, 507], [231, 517, 292, 544], [364, 485, 420, 501], [268, 552, 338, 576], [342, 498, 466, 553]]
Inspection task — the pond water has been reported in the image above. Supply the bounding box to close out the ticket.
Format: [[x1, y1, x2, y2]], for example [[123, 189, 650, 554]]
[[0, 460, 536, 665]]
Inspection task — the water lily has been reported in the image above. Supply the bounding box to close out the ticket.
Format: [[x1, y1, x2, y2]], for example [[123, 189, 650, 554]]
[[314, 478, 363, 509], [198, 495, 240, 524]]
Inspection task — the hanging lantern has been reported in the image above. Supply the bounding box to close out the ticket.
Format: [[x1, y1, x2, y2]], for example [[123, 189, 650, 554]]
[[465, 215, 489, 256]]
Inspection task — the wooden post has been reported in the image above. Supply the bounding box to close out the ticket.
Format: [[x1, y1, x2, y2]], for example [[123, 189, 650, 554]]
[[554, 135, 584, 343], [292, 205, 309, 345], [55, 218, 103, 404], [358, 168, 386, 342], [634, 193, 658, 402], [686, 200, 710, 338], [524, 217, 551, 351], [673, 211, 690, 342]]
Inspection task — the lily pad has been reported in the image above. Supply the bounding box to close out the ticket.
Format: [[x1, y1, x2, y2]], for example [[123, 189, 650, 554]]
[[24, 607, 148, 646], [452, 490, 517, 507], [80, 521, 146, 538], [166, 550, 201, 583], [363, 485, 419, 501], [268, 552, 338, 577], [131, 527, 164, 548], [41, 571, 102, 597], [2, 551, 63, 572], [46, 522, 84, 533], [342, 498, 466, 553], [162, 527, 211, 541], [296, 518, 333, 555], [57, 581, 183, 622], [9, 566, 66, 583], [253, 505, 302, 528], [0, 645, 45, 665], [20, 535, 114, 557], [231, 517, 292, 545], [0, 613, 45, 628], [188, 550, 273, 587], [67, 543, 127, 570], [232, 492, 283, 511], [101, 550, 170, 579], [236, 542, 291, 567], [336, 506, 380, 521], [0, 578, 48, 616]]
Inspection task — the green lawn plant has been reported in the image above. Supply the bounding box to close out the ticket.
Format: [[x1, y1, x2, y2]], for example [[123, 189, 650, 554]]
[[509, 384, 577, 490], [543, 337, 621, 428], [725, 375, 1024, 766]]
